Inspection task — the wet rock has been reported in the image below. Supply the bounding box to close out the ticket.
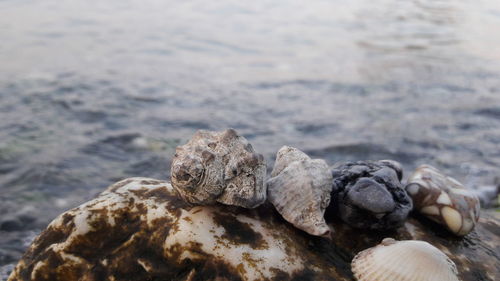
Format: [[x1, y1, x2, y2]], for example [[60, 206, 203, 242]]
[[6, 178, 500, 281], [328, 160, 412, 230], [267, 146, 333, 236], [406, 165, 480, 236], [171, 129, 266, 208], [6, 178, 336, 281]]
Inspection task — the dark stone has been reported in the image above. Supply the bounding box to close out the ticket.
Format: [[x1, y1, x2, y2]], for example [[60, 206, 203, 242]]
[[328, 160, 412, 230], [347, 178, 395, 213]]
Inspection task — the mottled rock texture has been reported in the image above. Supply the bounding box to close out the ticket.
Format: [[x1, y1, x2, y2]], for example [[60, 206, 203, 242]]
[[171, 129, 266, 208], [8, 178, 500, 281], [329, 160, 413, 230]]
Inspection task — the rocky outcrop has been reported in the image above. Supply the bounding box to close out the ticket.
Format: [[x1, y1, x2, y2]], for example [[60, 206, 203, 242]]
[[8, 178, 500, 281]]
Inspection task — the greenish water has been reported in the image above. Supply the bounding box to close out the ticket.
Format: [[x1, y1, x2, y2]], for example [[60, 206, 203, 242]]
[[1, 0, 500, 277]]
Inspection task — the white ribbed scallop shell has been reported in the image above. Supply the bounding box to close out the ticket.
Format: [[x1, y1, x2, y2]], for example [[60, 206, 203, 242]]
[[351, 238, 459, 281]]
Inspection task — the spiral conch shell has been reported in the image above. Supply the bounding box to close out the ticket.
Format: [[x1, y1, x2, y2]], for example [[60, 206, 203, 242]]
[[351, 238, 459, 281], [267, 146, 333, 236], [405, 165, 480, 236], [170, 129, 266, 208]]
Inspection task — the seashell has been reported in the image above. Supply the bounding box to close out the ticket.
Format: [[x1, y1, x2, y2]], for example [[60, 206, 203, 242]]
[[270, 145, 311, 177], [170, 129, 267, 208], [351, 238, 459, 281], [405, 165, 480, 236], [328, 160, 412, 230], [267, 146, 333, 236]]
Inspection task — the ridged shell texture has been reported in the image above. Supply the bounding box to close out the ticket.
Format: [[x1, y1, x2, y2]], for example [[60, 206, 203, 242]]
[[352, 238, 459, 281], [267, 146, 333, 236]]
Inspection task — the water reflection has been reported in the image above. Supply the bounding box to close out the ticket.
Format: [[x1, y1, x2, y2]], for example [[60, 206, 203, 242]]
[[356, 0, 463, 81], [0, 0, 500, 275]]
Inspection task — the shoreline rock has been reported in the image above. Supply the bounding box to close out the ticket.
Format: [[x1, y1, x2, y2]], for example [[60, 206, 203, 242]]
[[7, 177, 500, 281]]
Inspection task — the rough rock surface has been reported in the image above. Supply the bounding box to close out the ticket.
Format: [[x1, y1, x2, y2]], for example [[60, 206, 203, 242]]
[[171, 129, 267, 208], [8, 178, 500, 281], [328, 160, 413, 230]]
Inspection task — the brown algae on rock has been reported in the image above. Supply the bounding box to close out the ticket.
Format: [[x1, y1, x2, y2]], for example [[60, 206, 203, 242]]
[[7, 178, 342, 281], [406, 165, 480, 236], [170, 129, 267, 208], [267, 146, 333, 236], [6, 177, 500, 281]]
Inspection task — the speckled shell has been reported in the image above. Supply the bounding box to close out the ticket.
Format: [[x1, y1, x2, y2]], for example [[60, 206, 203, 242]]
[[406, 165, 480, 236], [267, 146, 333, 236], [352, 238, 459, 281], [171, 129, 266, 208]]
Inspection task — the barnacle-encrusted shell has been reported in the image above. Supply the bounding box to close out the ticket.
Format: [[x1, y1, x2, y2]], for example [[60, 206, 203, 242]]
[[171, 129, 266, 208], [405, 165, 480, 236], [351, 238, 459, 281], [267, 146, 333, 236], [328, 160, 412, 230]]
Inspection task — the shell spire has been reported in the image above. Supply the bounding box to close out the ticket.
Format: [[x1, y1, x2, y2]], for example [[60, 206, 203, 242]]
[[267, 146, 333, 236], [171, 129, 267, 208]]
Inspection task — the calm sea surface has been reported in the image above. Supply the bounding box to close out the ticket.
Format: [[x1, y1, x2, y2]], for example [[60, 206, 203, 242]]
[[1, 0, 500, 276]]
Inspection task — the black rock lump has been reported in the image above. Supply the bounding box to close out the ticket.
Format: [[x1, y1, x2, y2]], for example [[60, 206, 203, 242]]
[[328, 160, 412, 230]]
